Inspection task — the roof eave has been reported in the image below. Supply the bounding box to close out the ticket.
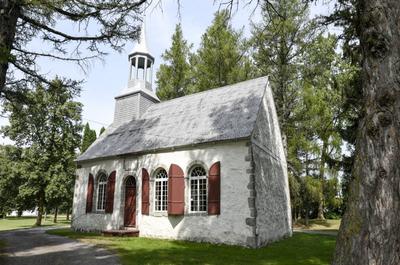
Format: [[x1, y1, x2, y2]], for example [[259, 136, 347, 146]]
[[75, 136, 251, 165]]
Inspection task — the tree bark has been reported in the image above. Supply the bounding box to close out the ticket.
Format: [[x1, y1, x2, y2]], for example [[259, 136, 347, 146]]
[[66, 207, 70, 221], [53, 207, 58, 223], [317, 140, 327, 220], [0, 1, 20, 93], [332, 1, 400, 264], [35, 189, 45, 226]]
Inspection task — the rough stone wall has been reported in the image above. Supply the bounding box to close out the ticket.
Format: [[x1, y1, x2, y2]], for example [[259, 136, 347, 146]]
[[73, 140, 254, 246], [251, 83, 292, 247]]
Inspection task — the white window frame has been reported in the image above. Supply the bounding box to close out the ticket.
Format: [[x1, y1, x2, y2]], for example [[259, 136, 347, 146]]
[[189, 166, 208, 213], [154, 168, 168, 212], [96, 174, 107, 211]]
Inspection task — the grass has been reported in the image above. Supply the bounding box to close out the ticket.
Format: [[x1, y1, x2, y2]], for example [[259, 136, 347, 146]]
[[0, 215, 70, 231], [293, 219, 341, 232], [48, 228, 336, 265]]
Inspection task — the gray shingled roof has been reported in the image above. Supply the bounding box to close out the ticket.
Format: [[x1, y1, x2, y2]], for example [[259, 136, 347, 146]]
[[77, 76, 268, 162]]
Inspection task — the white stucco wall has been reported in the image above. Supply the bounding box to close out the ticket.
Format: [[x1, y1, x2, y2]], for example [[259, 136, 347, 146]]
[[251, 80, 292, 247], [72, 140, 255, 246]]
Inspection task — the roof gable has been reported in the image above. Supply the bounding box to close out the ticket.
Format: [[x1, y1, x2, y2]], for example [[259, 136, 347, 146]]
[[77, 76, 269, 162]]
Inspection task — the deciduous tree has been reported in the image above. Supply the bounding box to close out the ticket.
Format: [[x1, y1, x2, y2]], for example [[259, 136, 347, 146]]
[[1, 79, 82, 225]]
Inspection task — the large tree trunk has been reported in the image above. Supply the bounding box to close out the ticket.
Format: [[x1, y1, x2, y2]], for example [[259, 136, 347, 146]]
[[53, 207, 58, 223], [317, 140, 327, 220], [332, 1, 400, 264], [0, 1, 20, 93], [35, 190, 45, 226], [66, 207, 70, 221]]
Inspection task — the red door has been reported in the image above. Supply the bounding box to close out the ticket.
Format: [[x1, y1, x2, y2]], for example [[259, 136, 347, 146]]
[[124, 176, 136, 227]]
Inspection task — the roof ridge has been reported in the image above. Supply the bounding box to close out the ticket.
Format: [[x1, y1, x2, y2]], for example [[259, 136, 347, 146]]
[[149, 76, 268, 109]]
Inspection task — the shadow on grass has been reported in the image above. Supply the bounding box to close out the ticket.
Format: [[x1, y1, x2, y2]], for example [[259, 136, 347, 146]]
[[49, 229, 336, 265]]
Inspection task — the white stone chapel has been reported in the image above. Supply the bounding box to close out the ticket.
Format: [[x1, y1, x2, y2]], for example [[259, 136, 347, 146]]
[[72, 22, 292, 248]]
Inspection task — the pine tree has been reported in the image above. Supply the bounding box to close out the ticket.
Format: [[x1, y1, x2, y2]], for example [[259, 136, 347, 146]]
[[190, 10, 254, 92], [99, 127, 106, 136], [81, 123, 97, 153], [331, 0, 400, 263], [251, 0, 318, 221], [0, 1, 148, 101], [156, 24, 192, 101], [252, 0, 317, 159]]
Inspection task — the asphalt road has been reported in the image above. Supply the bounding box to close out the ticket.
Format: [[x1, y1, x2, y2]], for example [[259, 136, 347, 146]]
[[0, 227, 120, 265]]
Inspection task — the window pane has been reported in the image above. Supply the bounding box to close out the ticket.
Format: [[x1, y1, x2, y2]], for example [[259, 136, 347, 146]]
[[154, 169, 168, 212], [190, 166, 207, 212]]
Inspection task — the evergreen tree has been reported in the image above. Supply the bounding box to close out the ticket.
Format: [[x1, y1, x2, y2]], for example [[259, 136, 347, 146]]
[[1, 79, 82, 225], [299, 34, 354, 219], [190, 10, 254, 92], [330, 0, 400, 263], [252, 1, 354, 221], [251, 0, 318, 221], [81, 123, 97, 153], [156, 24, 192, 100], [99, 127, 106, 136], [251, 0, 317, 159], [0, 1, 148, 101]]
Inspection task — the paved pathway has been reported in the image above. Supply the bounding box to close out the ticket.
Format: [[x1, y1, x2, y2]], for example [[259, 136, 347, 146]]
[[0, 227, 120, 265]]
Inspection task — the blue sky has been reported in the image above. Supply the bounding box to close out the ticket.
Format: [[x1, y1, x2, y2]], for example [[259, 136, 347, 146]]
[[0, 0, 336, 144]]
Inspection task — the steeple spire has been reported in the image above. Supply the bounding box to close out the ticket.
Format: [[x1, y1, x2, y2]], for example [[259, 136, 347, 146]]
[[113, 16, 159, 126], [131, 19, 149, 55]]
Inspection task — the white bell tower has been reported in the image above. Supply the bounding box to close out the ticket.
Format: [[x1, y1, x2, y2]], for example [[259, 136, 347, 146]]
[[113, 19, 159, 126]]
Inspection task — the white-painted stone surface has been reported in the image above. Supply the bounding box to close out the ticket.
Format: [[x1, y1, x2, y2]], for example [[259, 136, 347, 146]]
[[73, 140, 255, 246], [251, 79, 292, 247]]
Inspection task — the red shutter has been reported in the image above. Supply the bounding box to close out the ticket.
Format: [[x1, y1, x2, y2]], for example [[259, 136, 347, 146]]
[[105, 171, 116, 213], [208, 162, 221, 215], [141, 168, 150, 215], [86, 174, 94, 213], [168, 164, 185, 215]]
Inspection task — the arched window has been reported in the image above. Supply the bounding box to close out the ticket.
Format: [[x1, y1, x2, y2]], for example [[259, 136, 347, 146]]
[[97, 173, 107, 211], [190, 166, 207, 212], [154, 168, 168, 212]]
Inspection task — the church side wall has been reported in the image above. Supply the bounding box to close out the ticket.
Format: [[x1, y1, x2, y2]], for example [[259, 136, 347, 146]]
[[72, 140, 255, 247], [251, 84, 292, 247]]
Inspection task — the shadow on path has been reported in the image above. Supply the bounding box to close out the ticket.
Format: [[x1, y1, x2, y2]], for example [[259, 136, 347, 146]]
[[0, 227, 120, 265]]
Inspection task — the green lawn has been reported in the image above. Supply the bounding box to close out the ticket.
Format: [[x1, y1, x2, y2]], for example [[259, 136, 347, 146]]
[[48, 229, 336, 265], [0, 215, 70, 231]]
